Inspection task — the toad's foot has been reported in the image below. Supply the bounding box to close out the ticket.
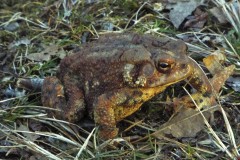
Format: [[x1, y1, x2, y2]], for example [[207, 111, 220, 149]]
[[42, 76, 86, 122]]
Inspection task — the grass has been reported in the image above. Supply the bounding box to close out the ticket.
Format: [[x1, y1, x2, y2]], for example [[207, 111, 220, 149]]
[[0, 0, 240, 159]]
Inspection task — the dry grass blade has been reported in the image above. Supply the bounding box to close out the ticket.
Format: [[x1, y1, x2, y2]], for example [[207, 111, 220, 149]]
[[75, 128, 95, 159], [223, 36, 239, 57], [220, 106, 239, 156], [0, 12, 49, 29], [154, 134, 218, 156], [213, 0, 240, 32], [35, 117, 96, 158], [0, 12, 22, 27], [0, 123, 62, 160]]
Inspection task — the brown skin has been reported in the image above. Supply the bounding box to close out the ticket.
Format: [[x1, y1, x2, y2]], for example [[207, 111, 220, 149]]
[[42, 33, 212, 139]]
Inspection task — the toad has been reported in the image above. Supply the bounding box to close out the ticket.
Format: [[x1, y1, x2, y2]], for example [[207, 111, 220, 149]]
[[42, 33, 212, 139]]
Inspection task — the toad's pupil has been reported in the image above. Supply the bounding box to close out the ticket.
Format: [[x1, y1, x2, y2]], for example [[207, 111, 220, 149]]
[[159, 62, 170, 68]]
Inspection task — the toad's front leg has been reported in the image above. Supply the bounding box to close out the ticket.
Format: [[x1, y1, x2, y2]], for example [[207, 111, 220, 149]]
[[93, 93, 119, 140], [188, 58, 213, 96], [93, 89, 145, 139]]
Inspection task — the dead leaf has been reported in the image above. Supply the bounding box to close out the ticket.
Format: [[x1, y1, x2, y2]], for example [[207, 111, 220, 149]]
[[203, 49, 226, 75], [227, 77, 240, 92], [3, 22, 19, 31], [210, 65, 235, 93], [203, 51, 235, 93], [3, 88, 26, 98], [8, 38, 31, 49], [154, 107, 211, 138], [210, 7, 229, 24], [26, 44, 67, 61], [183, 8, 208, 29], [17, 125, 40, 142], [167, 0, 202, 28]]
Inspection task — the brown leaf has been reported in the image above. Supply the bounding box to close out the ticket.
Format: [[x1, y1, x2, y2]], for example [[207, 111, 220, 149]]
[[154, 107, 211, 138], [203, 51, 235, 93], [210, 65, 235, 93], [183, 8, 208, 29], [203, 50, 226, 75]]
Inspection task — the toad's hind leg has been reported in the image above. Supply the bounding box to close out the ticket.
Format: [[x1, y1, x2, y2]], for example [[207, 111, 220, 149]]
[[42, 76, 86, 122]]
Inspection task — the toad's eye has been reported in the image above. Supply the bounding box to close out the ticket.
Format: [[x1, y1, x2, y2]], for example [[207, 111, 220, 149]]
[[158, 62, 170, 69], [156, 61, 174, 73]]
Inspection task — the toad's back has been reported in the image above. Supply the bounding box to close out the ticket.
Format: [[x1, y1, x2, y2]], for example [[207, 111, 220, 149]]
[[58, 33, 188, 91]]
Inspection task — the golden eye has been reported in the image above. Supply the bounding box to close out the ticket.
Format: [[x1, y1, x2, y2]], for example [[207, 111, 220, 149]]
[[156, 61, 174, 73], [158, 62, 170, 69]]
